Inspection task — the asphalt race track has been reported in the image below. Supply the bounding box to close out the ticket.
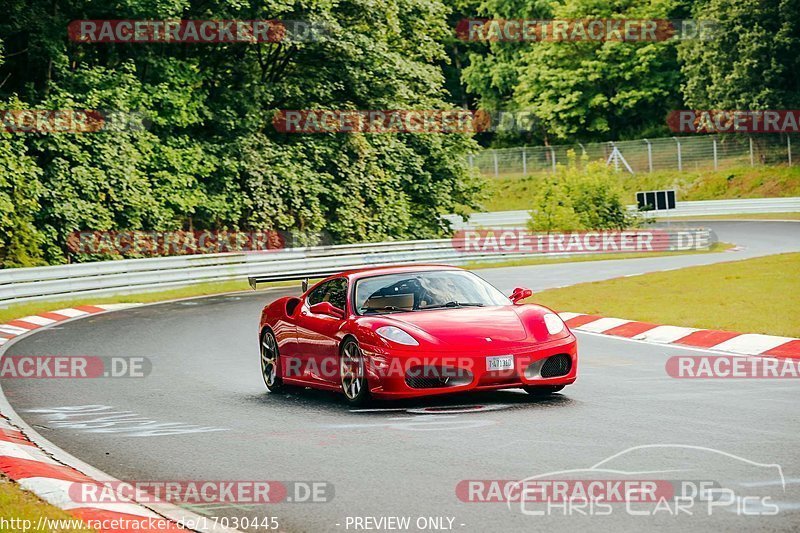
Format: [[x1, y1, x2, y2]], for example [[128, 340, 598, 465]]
[[3, 221, 799, 532]]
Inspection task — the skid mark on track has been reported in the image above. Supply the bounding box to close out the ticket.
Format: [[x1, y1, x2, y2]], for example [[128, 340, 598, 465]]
[[24, 404, 229, 437], [322, 404, 516, 432]]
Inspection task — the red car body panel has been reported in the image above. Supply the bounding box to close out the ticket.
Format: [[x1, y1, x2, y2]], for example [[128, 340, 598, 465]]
[[258, 265, 577, 399]]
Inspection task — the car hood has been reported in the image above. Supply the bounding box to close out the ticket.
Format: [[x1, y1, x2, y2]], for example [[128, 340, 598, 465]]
[[387, 306, 528, 346]]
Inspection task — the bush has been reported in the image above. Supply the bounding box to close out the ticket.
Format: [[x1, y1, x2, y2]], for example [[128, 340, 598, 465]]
[[528, 154, 644, 232], [0, 134, 45, 267]]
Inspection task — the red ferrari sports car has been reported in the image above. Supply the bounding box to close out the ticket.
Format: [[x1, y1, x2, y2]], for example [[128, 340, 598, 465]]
[[251, 265, 577, 405]]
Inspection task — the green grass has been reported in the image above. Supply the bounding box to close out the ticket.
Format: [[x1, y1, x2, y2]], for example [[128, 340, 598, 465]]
[[526, 252, 800, 337], [0, 476, 93, 531], [480, 165, 800, 212]]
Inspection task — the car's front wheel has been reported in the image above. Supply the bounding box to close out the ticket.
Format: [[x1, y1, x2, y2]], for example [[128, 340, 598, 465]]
[[340, 338, 370, 406], [523, 385, 565, 397], [260, 329, 284, 393]]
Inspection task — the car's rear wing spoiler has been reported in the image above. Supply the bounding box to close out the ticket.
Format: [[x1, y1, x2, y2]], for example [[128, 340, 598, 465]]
[[248, 270, 342, 292]]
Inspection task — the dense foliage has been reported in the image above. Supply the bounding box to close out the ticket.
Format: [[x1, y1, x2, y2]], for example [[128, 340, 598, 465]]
[[678, 0, 800, 109], [457, 0, 690, 145], [450, 0, 798, 145], [1, 0, 796, 265], [527, 155, 643, 231], [0, 0, 483, 267]]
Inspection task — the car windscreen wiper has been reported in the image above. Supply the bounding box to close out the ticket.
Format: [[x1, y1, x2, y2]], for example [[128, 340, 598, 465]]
[[361, 306, 413, 314], [420, 301, 485, 310]]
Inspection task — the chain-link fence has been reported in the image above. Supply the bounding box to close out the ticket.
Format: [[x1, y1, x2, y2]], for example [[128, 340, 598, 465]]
[[469, 134, 797, 178]]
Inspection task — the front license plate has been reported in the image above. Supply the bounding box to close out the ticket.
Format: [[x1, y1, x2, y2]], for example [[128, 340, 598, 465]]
[[486, 355, 514, 371]]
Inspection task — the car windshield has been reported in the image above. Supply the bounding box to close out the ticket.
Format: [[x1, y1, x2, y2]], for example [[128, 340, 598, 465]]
[[354, 270, 510, 315]]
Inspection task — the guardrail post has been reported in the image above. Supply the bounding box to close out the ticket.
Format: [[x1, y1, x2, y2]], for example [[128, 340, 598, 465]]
[[493, 150, 499, 177], [749, 137, 754, 166], [468, 154, 474, 168], [789, 136, 793, 166], [712, 138, 718, 170], [549, 146, 556, 174], [577, 143, 586, 169], [673, 137, 682, 171], [644, 139, 653, 173], [522, 146, 527, 176]]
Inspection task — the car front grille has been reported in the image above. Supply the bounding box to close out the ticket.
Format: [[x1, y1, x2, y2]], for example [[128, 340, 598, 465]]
[[405, 366, 472, 389], [540, 354, 572, 378]]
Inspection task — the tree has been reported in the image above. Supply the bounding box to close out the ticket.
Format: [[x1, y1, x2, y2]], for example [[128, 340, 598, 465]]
[[0, 0, 484, 266], [528, 154, 642, 231], [463, 0, 685, 144], [679, 0, 800, 109]]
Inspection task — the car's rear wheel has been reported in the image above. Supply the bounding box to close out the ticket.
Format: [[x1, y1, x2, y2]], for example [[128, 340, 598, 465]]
[[340, 338, 370, 406], [260, 330, 284, 393], [523, 385, 565, 397]]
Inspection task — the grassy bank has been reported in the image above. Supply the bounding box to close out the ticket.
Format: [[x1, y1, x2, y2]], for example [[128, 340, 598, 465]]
[[528, 252, 800, 337], [0, 476, 92, 532], [481, 165, 800, 212]]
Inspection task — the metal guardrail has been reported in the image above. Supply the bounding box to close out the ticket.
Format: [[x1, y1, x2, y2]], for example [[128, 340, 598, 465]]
[[444, 197, 800, 229], [0, 229, 711, 306]]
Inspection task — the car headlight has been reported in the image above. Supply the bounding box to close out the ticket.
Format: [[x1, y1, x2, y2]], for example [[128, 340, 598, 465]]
[[376, 326, 419, 346], [543, 313, 565, 335]]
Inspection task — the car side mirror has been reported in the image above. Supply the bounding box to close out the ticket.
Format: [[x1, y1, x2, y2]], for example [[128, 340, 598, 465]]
[[309, 301, 346, 319], [510, 287, 533, 304]]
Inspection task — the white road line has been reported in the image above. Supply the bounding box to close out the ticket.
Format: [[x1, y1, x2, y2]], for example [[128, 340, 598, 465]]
[[0, 325, 29, 335], [19, 477, 162, 518], [52, 308, 89, 318], [633, 325, 699, 344], [573, 329, 766, 357], [95, 303, 143, 311], [16, 315, 57, 326], [0, 440, 59, 464], [711, 334, 796, 356], [577, 317, 631, 333]]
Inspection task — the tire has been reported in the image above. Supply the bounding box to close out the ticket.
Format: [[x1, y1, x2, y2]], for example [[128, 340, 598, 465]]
[[523, 385, 565, 397], [340, 338, 370, 406], [260, 329, 284, 393]]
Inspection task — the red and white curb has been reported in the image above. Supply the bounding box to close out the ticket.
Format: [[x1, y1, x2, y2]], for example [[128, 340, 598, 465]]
[[0, 304, 134, 347], [559, 312, 800, 358], [0, 304, 236, 532], [0, 413, 185, 531]]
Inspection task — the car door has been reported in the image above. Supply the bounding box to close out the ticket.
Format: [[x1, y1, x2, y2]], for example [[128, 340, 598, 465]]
[[294, 278, 348, 385], [272, 297, 301, 379]]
